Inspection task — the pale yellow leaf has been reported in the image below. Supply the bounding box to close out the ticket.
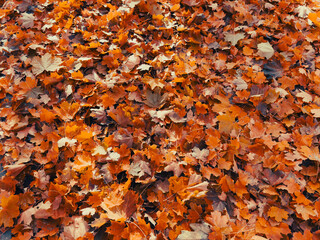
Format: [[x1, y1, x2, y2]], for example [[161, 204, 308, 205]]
[[31, 53, 62, 76], [257, 42, 274, 59]]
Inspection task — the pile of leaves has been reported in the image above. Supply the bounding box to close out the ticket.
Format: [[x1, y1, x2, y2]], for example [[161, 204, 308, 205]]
[[1, 0, 320, 239]]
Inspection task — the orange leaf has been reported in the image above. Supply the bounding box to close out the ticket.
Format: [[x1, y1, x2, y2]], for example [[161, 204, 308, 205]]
[[101, 94, 116, 108], [293, 229, 313, 240], [243, 46, 253, 56], [76, 130, 93, 142], [309, 11, 320, 27], [0, 195, 20, 227], [71, 70, 84, 79], [219, 175, 235, 192], [206, 135, 220, 149], [195, 102, 208, 115], [54, 101, 80, 121], [217, 114, 235, 134], [19, 77, 37, 93], [268, 206, 288, 222], [171, 4, 180, 11], [295, 204, 317, 220], [40, 108, 56, 123]]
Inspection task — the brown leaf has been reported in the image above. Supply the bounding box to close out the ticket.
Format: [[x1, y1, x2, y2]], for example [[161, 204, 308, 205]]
[[145, 88, 168, 108]]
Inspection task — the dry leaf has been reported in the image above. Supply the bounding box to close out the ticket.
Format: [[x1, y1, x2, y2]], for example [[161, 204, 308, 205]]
[[19, 13, 35, 28], [233, 77, 248, 90], [57, 137, 77, 148], [145, 88, 168, 108], [224, 32, 245, 46], [296, 90, 312, 103], [257, 42, 275, 59], [129, 160, 151, 177], [31, 53, 63, 76], [62, 217, 88, 240], [176, 222, 210, 240], [268, 206, 288, 222]]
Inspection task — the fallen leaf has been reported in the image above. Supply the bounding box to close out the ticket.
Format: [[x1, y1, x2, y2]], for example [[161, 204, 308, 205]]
[[268, 206, 288, 222], [233, 77, 248, 90], [19, 13, 35, 28], [263, 60, 283, 79], [145, 88, 168, 108], [62, 217, 88, 240], [31, 53, 63, 76], [0, 195, 20, 227], [176, 222, 210, 240], [57, 137, 77, 148], [295, 204, 317, 220], [224, 32, 245, 46], [257, 42, 274, 59], [296, 90, 312, 103], [129, 160, 151, 177]]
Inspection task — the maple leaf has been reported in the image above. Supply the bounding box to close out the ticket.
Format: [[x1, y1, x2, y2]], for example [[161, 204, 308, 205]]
[[224, 32, 245, 46], [108, 151, 121, 161], [31, 53, 63, 76], [263, 61, 283, 79], [311, 108, 320, 117], [148, 109, 173, 120], [145, 88, 168, 108], [191, 147, 209, 162], [62, 217, 88, 240], [142, 76, 165, 89], [176, 222, 210, 240], [0, 195, 20, 227], [233, 77, 248, 90], [19, 13, 35, 28], [137, 64, 152, 71], [296, 90, 312, 103], [123, 54, 140, 72], [295, 204, 317, 220], [92, 145, 107, 156], [57, 137, 77, 148], [268, 206, 288, 222], [129, 160, 151, 177], [295, 5, 311, 18], [164, 162, 184, 177], [40, 108, 56, 123], [206, 211, 229, 228], [80, 207, 96, 216], [309, 11, 320, 27]]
